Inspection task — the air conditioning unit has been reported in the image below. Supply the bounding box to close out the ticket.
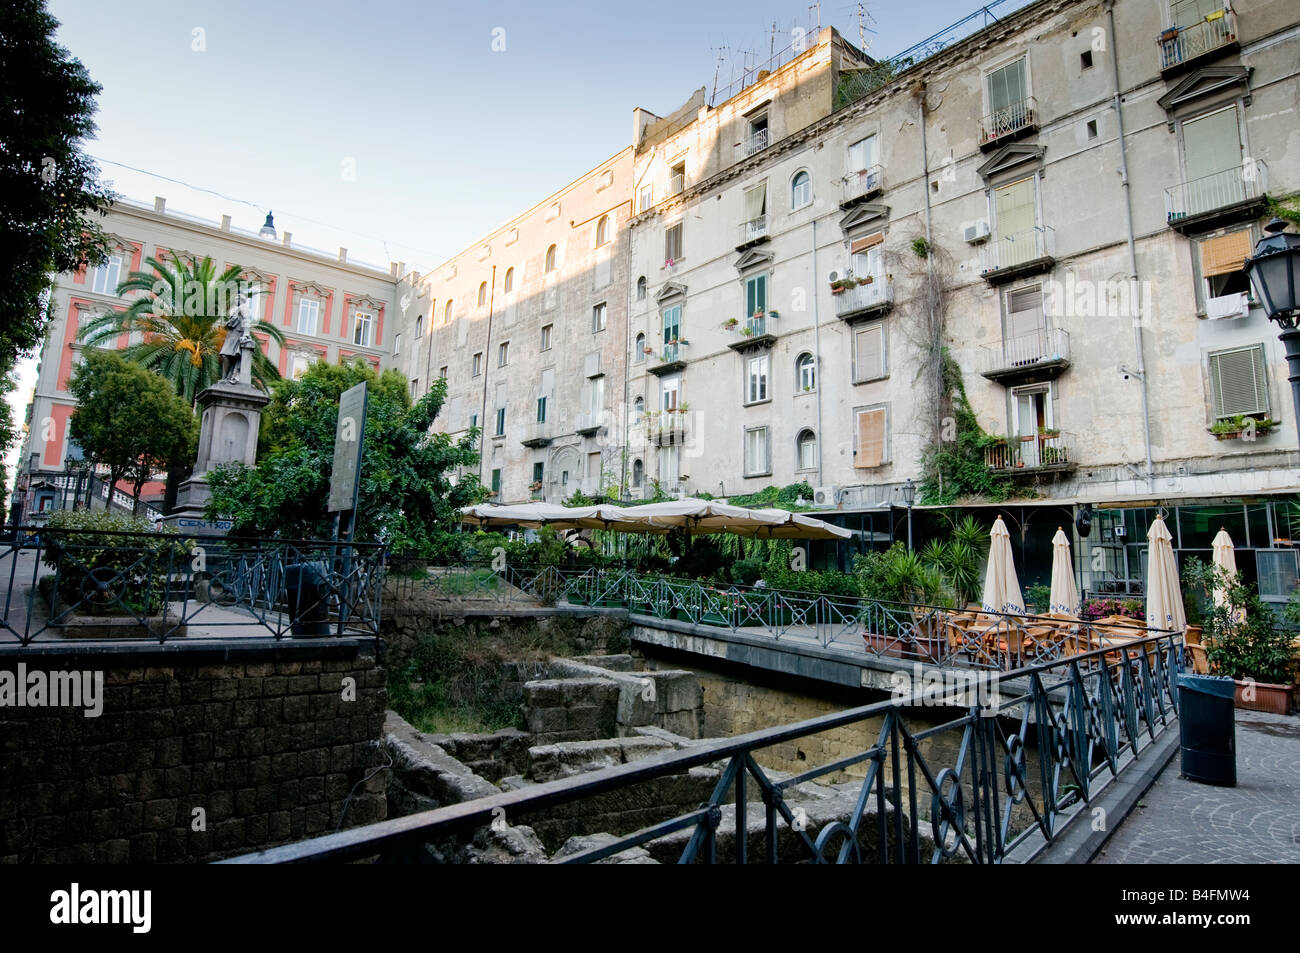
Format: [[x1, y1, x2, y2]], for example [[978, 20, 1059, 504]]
[[812, 485, 840, 508], [964, 221, 991, 244]]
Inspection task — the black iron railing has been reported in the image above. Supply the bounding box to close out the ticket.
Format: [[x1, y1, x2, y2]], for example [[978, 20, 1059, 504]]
[[0, 526, 385, 645], [223, 630, 1184, 864]]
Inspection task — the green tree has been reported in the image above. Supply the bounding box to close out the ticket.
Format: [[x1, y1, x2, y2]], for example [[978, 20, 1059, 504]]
[[0, 0, 114, 370], [78, 254, 285, 404], [67, 351, 197, 514], [205, 359, 483, 552]]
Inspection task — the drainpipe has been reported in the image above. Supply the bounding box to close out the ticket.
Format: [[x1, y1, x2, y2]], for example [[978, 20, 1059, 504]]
[[1106, 0, 1154, 487], [918, 82, 942, 487], [621, 203, 633, 499], [811, 218, 825, 488], [479, 265, 496, 488]]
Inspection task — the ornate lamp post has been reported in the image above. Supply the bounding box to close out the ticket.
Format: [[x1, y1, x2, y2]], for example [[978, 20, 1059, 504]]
[[64, 446, 89, 510], [1244, 218, 1300, 444], [901, 477, 916, 552]]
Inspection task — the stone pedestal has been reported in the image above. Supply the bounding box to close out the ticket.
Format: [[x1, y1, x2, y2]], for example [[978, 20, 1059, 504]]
[[164, 379, 269, 534]]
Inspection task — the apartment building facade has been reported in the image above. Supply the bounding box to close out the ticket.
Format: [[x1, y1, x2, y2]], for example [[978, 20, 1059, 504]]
[[11, 197, 400, 519]]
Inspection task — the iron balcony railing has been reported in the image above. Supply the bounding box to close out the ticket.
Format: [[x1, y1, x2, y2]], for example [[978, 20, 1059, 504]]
[[1159, 6, 1238, 70], [978, 328, 1070, 376], [833, 275, 894, 318], [738, 129, 769, 159], [980, 226, 1055, 275], [738, 215, 769, 244], [226, 618, 1185, 865], [649, 414, 687, 446], [841, 165, 883, 203], [575, 412, 602, 435], [668, 173, 685, 196], [743, 313, 774, 336], [978, 96, 1037, 147], [985, 431, 1074, 471], [655, 342, 685, 364], [1165, 161, 1266, 223], [520, 420, 553, 446], [0, 527, 385, 645]]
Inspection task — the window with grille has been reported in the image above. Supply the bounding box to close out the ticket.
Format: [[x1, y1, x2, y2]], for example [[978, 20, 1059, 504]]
[[1207, 344, 1269, 419]]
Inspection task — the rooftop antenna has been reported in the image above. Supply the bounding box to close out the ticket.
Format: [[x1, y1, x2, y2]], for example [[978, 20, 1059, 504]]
[[710, 45, 726, 104], [770, 20, 777, 60]]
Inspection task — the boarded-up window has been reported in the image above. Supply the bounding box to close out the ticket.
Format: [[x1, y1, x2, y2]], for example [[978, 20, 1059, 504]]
[[1208, 344, 1269, 418], [855, 407, 887, 469], [853, 323, 885, 382], [1200, 230, 1253, 277]]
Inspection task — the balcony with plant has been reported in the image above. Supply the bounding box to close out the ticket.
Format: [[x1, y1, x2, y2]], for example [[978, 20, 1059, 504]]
[[1209, 414, 1279, 440]]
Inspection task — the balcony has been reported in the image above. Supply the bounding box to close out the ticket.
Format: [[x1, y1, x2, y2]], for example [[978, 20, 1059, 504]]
[[833, 275, 894, 322], [737, 129, 769, 160], [648, 414, 688, 447], [1159, 6, 1239, 76], [979, 328, 1071, 384], [978, 96, 1038, 151], [736, 215, 769, 249], [985, 432, 1075, 474], [520, 421, 553, 448], [575, 412, 602, 436], [668, 172, 684, 196], [648, 341, 688, 376], [979, 227, 1056, 284], [727, 312, 778, 352], [839, 166, 883, 208], [1165, 161, 1267, 234]]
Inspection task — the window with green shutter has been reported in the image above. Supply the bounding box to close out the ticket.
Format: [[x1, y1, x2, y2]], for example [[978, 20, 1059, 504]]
[[1208, 344, 1269, 419]]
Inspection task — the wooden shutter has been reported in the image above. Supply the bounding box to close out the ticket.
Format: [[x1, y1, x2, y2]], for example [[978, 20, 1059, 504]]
[[854, 324, 884, 381], [1201, 230, 1253, 278], [850, 232, 884, 255], [855, 408, 886, 469], [1209, 345, 1268, 417]]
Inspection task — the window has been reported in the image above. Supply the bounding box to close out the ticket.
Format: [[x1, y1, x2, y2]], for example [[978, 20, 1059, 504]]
[[1180, 106, 1244, 215], [1005, 285, 1046, 341], [1208, 344, 1270, 419], [90, 255, 122, 295], [848, 135, 879, 174], [241, 285, 264, 322], [744, 426, 770, 476], [353, 310, 374, 347], [444, 300, 453, 324], [854, 406, 888, 469], [797, 352, 816, 391], [632, 458, 644, 487], [634, 332, 646, 363], [992, 176, 1040, 266], [394, 332, 402, 354], [540, 324, 552, 350], [669, 162, 685, 193], [639, 186, 654, 212], [746, 354, 769, 404], [472, 352, 482, 376], [498, 341, 509, 366], [592, 302, 607, 333], [633, 395, 644, 415], [851, 232, 884, 280], [589, 376, 605, 415], [665, 223, 682, 263], [661, 376, 680, 412], [491, 468, 501, 493], [596, 215, 610, 246], [987, 57, 1028, 116], [853, 323, 886, 382], [1200, 230, 1254, 312], [1086, 119, 1098, 140], [495, 406, 506, 436], [743, 183, 767, 228], [797, 430, 818, 470], [745, 273, 767, 319], [504, 267, 514, 293], [545, 244, 557, 272], [478, 282, 487, 307], [747, 114, 769, 152], [415, 314, 424, 338], [439, 365, 448, 380], [662, 304, 681, 357], [296, 298, 320, 335], [536, 395, 547, 422], [469, 412, 478, 432], [410, 378, 419, 398], [791, 170, 811, 209], [533, 462, 545, 485], [290, 353, 312, 380], [636, 276, 647, 300], [1080, 49, 1093, 70]]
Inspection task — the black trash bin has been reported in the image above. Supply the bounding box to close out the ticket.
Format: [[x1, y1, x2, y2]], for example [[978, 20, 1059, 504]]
[[1178, 673, 1236, 786], [284, 562, 332, 637]]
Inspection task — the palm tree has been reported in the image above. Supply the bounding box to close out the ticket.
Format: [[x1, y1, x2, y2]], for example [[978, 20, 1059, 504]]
[[79, 254, 286, 404]]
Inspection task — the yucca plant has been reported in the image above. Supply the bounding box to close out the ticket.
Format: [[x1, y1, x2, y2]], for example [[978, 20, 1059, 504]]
[[79, 254, 286, 404]]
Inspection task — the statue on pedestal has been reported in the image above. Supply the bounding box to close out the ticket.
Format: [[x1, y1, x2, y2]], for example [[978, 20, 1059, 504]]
[[220, 292, 256, 385]]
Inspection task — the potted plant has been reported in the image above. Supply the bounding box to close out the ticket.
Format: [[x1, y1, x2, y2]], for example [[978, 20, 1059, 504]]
[[677, 402, 690, 413], [1039, 426, 1060, 438], [723, 317, 739, 329], [529, 480, 543, 492], [1160, 25, 1180, 41], [858, 275, 874, 286], [740, 326, 754, 336]]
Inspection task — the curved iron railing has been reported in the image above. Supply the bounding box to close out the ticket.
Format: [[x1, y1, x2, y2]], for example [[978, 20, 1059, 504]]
[[223, 628, 1184, 865]]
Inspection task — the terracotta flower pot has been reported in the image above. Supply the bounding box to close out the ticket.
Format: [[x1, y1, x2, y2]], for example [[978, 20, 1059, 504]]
[[1233, 679, 1293, 714]]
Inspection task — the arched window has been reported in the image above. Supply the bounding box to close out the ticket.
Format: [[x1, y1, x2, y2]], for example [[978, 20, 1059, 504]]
[[632, 458, 644, 487], [634, 332, 646, 362], [636, 276, 647, 300], [791, 170, 811, 209], [797, 429, 818, 470], [444, 300, 453, 324], [477, 281, 487, 307], [596, 215, 610, 246], [633, 396, 644, 415], [545, 244, 557, 272], [415, 315, 424, 339], [796, 352, 815, 391], [504, 267, 514, 293]]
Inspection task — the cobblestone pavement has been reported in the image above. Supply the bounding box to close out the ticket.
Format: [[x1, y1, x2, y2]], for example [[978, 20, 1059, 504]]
[[1095, 711, 1300, 864]]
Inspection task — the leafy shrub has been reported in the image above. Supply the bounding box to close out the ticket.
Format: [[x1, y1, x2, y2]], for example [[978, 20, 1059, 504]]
[[1025, 583, 1052, 614], [41, 510, 185, 615], [1186, 559, 1295, 684], [731, 558, 764, 586]]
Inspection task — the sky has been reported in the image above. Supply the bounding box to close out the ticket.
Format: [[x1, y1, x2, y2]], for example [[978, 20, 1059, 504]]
[[6, 0, 1033, 486]]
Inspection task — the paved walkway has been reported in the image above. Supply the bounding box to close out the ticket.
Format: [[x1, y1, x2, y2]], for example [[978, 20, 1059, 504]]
[[1095, 710, 1300, 864]]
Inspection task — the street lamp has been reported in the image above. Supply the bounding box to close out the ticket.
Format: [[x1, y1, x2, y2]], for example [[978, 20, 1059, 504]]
[[1244, 218, 1300, 444], [64, 446, 89, 510], [901, 477, 916, 551]]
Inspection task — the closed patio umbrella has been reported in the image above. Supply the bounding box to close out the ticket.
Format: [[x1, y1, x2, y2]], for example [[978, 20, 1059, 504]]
[[1145, 514, 1186, 632], [981, 516, 1025, 615], [1211, 527, 1245, 622], [1048, 526, 1080, 616]]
